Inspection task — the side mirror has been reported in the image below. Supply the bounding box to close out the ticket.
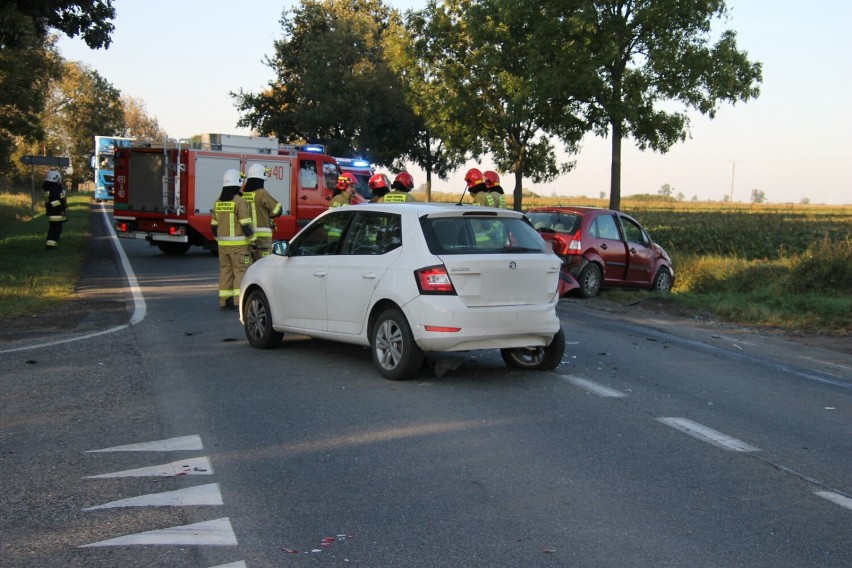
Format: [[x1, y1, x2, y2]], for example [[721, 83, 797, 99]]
[[272, 241, 290, 256]]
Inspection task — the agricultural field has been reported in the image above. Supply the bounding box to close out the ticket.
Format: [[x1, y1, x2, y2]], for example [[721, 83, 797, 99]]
[[1, 190, 850, 334], [426, 192, 852, 334]]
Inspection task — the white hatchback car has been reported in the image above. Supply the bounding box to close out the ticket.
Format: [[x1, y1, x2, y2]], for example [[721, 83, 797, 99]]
[[239, 203, 565, 380]]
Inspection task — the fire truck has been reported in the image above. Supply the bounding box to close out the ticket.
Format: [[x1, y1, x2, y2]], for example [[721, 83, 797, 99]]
[[112, 134, 340, 254]]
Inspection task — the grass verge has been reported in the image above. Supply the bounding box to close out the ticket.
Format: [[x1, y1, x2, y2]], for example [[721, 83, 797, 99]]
[[0, 191, 91, 318]]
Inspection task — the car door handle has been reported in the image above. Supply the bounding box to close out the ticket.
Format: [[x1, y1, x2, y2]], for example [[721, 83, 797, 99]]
[[314, 270, 327, 277], [362, 273, 377, 279], [629, 247, 636, 254], [600, 243, 607, 250]]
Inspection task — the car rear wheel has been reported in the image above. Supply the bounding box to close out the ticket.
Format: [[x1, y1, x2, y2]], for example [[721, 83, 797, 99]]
[[652, 268, 673, 292], [371, 308, 424, 381], [243, 289, 283, 348], [501, 328, 565, 371], [578, 263, 602, 298]]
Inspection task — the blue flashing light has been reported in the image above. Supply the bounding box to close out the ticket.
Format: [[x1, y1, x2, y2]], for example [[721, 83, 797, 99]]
[[352, 159, 371, 167], [301, 144, 325, 153]]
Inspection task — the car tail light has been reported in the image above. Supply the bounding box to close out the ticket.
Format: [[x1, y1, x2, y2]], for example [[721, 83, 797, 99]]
[[415, 265, 457, 295], [116, 222, 129, 232], [168, 225, 187, 236], [566, 235, 582, 255]]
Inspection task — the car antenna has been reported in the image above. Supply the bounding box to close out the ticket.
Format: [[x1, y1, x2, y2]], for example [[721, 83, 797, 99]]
[[457, 185, 468, 206]]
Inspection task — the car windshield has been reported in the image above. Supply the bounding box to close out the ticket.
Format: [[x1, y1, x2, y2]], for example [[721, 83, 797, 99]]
[[422, 214, 546, 255], [527, 211, 582, 234]]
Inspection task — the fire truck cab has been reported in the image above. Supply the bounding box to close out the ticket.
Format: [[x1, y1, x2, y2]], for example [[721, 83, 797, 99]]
[[113, 134, 339, 254]]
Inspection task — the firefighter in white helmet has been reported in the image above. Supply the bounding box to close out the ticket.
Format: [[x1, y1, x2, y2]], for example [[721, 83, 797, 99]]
[[242, 163, 283, 261], [43, 170, 67, 250], [211, 169, 254, 310]]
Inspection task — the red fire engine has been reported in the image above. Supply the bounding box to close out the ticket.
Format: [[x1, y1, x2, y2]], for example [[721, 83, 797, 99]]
[[112, 134, 339, 254]]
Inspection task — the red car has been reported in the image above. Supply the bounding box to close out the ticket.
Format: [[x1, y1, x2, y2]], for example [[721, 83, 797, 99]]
[[527, 206, 675, 298]]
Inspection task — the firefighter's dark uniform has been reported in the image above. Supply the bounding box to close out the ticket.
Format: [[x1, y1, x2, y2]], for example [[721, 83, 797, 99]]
[[211, 187, 254, 309], [43, 177, 67, 250], [242, 179, 282, 261]]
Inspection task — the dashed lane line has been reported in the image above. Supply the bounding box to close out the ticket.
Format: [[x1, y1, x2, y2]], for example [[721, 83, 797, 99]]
[[83, 483, 223, 510], [87, 434, 203, 453], [85, 456, 213, 478], [657, 417, 761, 452], [559, 374, 628, 398], [815, 491, 852, 512], [79, 517, 238, 548]]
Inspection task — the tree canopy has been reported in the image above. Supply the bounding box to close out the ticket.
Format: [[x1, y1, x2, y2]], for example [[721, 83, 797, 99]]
[[0, 1, 116, 50], [233, 0, 415, 165], [559, 0, 763, 210]]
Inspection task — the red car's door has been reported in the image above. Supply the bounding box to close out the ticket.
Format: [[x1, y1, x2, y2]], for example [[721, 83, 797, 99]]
[[619, 215, 655, 285], [589, 213, 628, 282]]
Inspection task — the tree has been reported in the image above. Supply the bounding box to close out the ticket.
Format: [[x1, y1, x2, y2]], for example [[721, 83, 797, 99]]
[[0, 1, 116, 50], [658, 183, 674, 198], [557, 0, 762, 211], [750, 188, 766, 204], [233, 0, 414, 166], [42, 61, 124, 188], [122, 95, 167, 140], [0, 32, 61, 176], [382, 8, 467, 200], [411, 0, 587, 210]]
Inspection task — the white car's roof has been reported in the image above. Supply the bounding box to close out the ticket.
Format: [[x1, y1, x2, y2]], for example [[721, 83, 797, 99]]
[[324, 202, 524, 218]]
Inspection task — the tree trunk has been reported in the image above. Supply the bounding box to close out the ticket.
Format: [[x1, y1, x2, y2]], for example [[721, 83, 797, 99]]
[[513, 169, 523, 211], [608, 118, 623, 211]]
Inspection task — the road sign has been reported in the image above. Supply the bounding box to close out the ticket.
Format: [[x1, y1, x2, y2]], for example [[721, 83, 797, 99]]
[[20, 155, 70, 167]]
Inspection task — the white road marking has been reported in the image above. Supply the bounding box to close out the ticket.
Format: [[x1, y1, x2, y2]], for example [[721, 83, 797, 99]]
[[657, 417, 760, 452], [0, 206, 146, 354], [79, 517, 237, 547], [815, 491, 852, 511], [85, 456, 213, 478], [83, 483, 223, 510], [208, 563, 246, 568], [560, 375, 627, 398], [87, 435, 203, 453]]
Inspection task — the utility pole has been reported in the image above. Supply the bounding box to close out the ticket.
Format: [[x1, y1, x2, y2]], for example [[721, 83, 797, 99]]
[[728, 160, 739, 203]]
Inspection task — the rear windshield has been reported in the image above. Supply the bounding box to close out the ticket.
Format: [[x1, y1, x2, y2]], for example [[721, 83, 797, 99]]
[[422, 214, 546, 255], [527, 211, 582, 234]]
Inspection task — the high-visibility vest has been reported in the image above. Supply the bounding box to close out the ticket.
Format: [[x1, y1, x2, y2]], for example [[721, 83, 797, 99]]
[[212, 199, 251, 246]]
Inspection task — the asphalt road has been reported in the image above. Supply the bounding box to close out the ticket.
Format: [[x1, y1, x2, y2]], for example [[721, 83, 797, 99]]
[[0, 205, 849, 568]]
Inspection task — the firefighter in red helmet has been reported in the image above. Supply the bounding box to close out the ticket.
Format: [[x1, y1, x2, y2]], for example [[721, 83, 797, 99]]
[[383, 171, 417, 203], [464, 167, 494, 207], [368, 173, 391, 202], [483, 170, 508, 209], [330, 172, 357, 208]]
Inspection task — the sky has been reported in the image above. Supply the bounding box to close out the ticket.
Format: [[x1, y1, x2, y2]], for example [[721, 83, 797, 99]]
[[57, 1, 852, 205]]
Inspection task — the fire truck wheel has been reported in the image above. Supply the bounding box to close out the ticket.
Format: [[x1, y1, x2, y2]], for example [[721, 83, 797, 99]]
[[244, 288, 283, 348], [158, 242, 191, 255]]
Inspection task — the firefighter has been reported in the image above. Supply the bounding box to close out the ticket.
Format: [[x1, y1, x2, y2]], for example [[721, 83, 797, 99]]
[[484, 170, 509, 209], [463, 167, 495, 207], [368, 173, 391, 203], [211, 169, 254, 310], [43, 170, 67, 250], [242, 163, 283, 261], [330, 172, 357, 208], [382, 171, 417, 203]]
